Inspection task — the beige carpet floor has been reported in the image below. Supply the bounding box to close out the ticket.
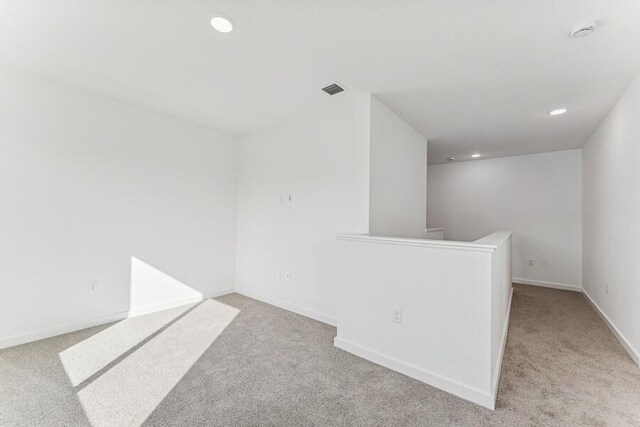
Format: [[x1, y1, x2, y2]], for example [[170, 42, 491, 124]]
[[1, 284, 639, 426]]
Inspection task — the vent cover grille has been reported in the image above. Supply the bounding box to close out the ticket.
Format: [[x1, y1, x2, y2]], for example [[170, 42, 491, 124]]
[[322, 83, 344, 96]]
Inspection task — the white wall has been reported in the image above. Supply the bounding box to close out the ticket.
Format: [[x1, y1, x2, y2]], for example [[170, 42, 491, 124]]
[[582, 74, 640, 364], [369, 96, 428, 238], [478, 231, 512, 397], [0, 65, 238, 347], [334, 231, 512, 409], [427, 150, 582, 289], [235, 93, 371, 323]]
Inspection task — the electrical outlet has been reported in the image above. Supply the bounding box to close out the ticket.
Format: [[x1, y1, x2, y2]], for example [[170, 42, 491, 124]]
[[88, 281, 98, 292], [284, 272, 291, 281], [392, 308, 403, 324], [528, 258, 534, 266], [605, 283, 610, 294]]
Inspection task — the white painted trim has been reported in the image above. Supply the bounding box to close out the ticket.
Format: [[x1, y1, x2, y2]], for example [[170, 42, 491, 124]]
[[582, 289, 640, 366], [513, 278, 581, 292], [235, 288, 337, 327], [128, 295, 204, 318], [492, 287, 513, 401], [473, 231, 512, 246], [0, 288, 236, 351], [208, 287, 236, 299], [425, 227, 445, 232], [334, 337, 495, 410], [337, 232, 505, 252], [0, 311, 128, 350]]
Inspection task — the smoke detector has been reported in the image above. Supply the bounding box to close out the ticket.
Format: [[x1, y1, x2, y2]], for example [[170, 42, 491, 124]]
[[570, 20, 598, 38]]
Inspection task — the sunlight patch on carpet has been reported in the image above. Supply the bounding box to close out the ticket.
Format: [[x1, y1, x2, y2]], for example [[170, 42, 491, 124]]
[[60, 303, 194, 387], [77, 299, 239, 427]]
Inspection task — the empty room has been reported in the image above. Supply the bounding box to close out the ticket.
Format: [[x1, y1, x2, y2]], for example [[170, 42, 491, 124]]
[[1, 1, 640, 426]]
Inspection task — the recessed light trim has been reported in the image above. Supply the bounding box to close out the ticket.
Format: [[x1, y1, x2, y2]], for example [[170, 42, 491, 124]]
[[447, 157, 456, 162], [211, 16, 234, 33], [570, 20, 598, 38], [548, 108, 568, 116], [471, 153, 481, 158]]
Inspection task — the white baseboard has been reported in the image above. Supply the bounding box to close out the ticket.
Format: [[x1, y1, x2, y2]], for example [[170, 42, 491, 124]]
[[0, 311, 128, 351], [0, 288, 237, 351], [208, 287, 236, 299], [235, 288, 337, 327], [334, 337, 495, 410], [128, 287, 236, 318], [513, 278, 581, 292], [582, 289, 640, 366], [492, 287, 513, 402], [128, 294, 204, 318]]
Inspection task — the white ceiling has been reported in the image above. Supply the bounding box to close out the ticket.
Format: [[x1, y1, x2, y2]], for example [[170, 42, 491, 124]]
[[2, 1, 640, 164]]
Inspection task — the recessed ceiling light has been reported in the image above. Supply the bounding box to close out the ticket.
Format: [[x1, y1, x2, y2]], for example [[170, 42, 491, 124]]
[[447, 157, 456, 161], [570, 20, 598, 38], [548, 108, 568, 116], [471, 153, 481, 158], [211, 16, 234, 33]]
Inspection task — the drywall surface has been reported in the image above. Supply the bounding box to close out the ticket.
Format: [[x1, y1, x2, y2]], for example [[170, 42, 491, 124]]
[[582, 74, 640, 363], [235, 93, 371, 323], [369, 96, 428, 238], [334, 231, 512, 409], [427, 150, 582, 289], [0, 65, 238, 347], [478, 232, 512, 395]]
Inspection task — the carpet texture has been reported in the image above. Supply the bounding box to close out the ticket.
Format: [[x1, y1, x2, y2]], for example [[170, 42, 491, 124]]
[[1, 285, 639, 426]]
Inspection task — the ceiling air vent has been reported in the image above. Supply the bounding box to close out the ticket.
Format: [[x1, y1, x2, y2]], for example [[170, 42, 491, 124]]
[[322, 83, 345, 96]]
